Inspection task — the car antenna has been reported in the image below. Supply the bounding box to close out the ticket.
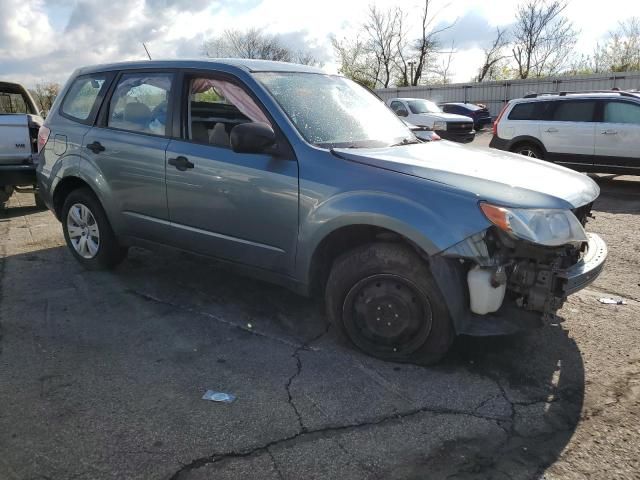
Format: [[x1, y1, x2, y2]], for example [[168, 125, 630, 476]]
[[142, 43, 152, 60]]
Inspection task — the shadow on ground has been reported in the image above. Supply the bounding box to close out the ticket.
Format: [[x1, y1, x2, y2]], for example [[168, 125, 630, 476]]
[[0, 239, 584, 479]]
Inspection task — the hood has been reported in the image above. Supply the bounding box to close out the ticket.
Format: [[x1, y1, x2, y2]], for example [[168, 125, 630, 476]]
[[413, 112, 473, 123], [333, 141, 599, 209]]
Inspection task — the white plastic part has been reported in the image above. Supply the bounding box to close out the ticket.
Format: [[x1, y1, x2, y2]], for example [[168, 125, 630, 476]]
[[467, 266, 506, 315]]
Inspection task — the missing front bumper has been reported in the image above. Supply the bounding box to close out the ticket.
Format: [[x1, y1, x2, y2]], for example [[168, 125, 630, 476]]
[[557, 233, 607, 296]]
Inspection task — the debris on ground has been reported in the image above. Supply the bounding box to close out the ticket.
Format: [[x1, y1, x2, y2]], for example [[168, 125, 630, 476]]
[[202, 390, 236, 403], [598, 297, 627, 305]]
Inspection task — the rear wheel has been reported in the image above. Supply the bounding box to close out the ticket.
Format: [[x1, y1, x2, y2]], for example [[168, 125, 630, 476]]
[[512, 143, 543, 159], [325, 243, 454, 365], [61, 188, 127, 270]]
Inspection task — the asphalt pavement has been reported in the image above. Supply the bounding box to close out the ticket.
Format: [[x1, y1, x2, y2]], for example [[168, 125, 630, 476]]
[[1, 135, 639, 479]]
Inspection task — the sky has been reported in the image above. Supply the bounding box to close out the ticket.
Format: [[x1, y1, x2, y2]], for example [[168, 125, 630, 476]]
[[0, 0, 636, 88]]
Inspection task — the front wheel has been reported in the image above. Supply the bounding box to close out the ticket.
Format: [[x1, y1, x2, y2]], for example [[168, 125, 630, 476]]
[[512, 143, 543, 159], [325, 243, 454, 365], [61, 188, 127, 270]]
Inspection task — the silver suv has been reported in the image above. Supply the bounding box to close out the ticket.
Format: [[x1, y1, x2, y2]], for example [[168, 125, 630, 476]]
[[490, 90, 640, 175], [37, 60, 607, 364]]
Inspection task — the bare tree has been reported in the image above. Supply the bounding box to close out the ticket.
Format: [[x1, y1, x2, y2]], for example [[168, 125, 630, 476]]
[[477, 28, 508, 82], [427, 42, 456, 84], [408, 0, 455, 86], [30, 82, 60, 114], [202, 28, 321, 66], [511, 0, 577, 79], [332, 0, 454, 88], [363, 5, 403, 88]]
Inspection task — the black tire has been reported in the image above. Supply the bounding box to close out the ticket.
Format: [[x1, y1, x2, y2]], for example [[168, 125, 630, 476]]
[[61, 188, 128, 270], [325, 242, 454, 365], [512, 143, 544, 159], [34, 192, 47, 210]]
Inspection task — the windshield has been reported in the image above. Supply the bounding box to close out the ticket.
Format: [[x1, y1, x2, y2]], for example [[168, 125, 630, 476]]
[[0, 90, 32, 114], [407, 99, 442, 114], [255, 72, 414, 148]]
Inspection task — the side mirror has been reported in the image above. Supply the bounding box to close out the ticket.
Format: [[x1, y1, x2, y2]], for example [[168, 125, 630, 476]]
[[396, 108, 409, 117], [230, 122, 276, 154]]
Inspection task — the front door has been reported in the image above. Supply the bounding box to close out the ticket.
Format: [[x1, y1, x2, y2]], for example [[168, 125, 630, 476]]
[[165, 74, 299, 273], [594, 99, 640, 172], [539, 99, 596, 167], [85, 71, 175, 241]]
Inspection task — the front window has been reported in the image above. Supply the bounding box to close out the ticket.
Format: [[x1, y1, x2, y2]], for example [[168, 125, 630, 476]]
[[187, 77, 271, 147], [255, 72, 413, 148], [407, 99, 442, 114]]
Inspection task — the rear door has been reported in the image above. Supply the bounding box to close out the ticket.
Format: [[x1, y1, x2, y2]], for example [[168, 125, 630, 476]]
[[540, 99, 596, 166], [164, 72, 299, 273], [594, 99, 640, 172], [84, 70, 175, 241]]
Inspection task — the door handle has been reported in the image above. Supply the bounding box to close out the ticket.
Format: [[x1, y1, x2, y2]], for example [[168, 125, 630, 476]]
[[86, 141, 105, 154], [601, 130, 618, 135], [545, 128, 558, 133], [168, 156, 194, 171]]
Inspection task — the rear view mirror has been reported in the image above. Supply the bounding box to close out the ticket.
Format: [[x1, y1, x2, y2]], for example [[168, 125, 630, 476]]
[[230, 122, 276, 154], [397, 109, 409, 117]]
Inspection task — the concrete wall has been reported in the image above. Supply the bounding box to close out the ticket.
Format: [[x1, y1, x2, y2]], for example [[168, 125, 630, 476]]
[[375, 71, 640, 117]]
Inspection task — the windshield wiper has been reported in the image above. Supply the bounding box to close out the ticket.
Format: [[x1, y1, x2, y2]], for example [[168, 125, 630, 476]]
[[390, 137, 421, 147]]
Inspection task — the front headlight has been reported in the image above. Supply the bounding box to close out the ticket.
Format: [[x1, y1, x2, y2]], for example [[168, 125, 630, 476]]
[[432, 121, 447, 131], [480, 202, 588, 247]]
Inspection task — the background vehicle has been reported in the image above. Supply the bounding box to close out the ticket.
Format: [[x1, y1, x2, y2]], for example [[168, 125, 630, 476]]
[[490, 90, 640, 175], [0, 81, 44, 208], [388, 97, 475, 143], [402, 120, 441, 142], [38, 60, 605, 365], [440, 102, 493, 130]]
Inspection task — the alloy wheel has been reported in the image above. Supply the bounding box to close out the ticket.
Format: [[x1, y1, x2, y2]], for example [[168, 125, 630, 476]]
[[67, 203, 100, 259]]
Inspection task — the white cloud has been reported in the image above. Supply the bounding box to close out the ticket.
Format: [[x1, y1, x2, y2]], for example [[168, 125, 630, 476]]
[[0, 0, 636, 87]]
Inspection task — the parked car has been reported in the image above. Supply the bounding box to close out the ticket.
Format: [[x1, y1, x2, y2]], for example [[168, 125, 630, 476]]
[[388, 97, 475, 143], [0, 81, 45, 208], [440, 102, 493, 130], [490, 90, 640, 175], [402, 120, 441, 142], [37, 60, 606, 365]]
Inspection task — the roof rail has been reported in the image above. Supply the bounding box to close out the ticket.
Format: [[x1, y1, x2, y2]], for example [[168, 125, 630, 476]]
[[523, 90, 638, 99]]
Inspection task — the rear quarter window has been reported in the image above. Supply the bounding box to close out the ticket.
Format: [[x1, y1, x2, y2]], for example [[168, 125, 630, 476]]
[[61, 74, 109, 122], [507, 101, 553, 121]]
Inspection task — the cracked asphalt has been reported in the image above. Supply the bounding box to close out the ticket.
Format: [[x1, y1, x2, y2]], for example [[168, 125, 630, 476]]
[[1, 139, 639, 479]]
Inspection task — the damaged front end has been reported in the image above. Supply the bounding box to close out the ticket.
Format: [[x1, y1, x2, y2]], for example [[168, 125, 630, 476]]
[[433, 202, 607, 336]]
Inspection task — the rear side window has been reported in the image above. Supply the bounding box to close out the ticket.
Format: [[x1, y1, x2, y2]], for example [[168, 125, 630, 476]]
[[508, 101, 553, 121], [604, 101, 640, 125], [61, 75, 108, 122], [552, 100, 596, 122], [108, 73, 173, 136]]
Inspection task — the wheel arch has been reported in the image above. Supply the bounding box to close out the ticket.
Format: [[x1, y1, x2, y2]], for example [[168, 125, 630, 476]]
[[508, 135, 547, 156], [52, 176, 94, 220], [306, 223, 429, 297]]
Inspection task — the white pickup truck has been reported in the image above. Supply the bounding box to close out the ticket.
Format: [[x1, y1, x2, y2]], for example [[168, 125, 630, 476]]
[[0, 81, 45, 208]]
